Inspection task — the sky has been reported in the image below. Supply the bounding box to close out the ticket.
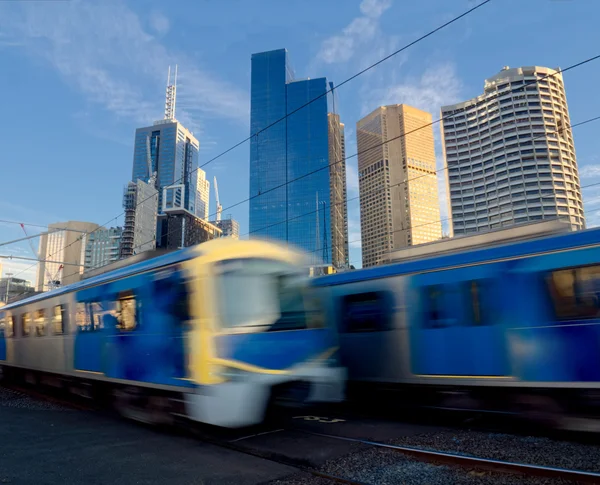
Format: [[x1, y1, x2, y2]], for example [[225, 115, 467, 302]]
[[1, 0, 600, 282]]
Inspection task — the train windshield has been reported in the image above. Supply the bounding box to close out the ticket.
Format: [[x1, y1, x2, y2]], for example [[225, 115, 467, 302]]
[[216, 258, 323, 332]]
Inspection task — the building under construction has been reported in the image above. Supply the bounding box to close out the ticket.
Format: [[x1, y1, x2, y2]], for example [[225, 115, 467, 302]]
[[120, 179, 158, 259]]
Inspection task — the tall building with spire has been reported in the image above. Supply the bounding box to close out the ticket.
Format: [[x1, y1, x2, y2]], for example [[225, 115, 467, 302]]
[[248, 49, 349, 270], [130, 66, 200, 247]]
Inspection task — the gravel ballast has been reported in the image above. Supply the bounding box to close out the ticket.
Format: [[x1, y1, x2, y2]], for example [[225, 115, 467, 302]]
[[0, 386, 71, 411]]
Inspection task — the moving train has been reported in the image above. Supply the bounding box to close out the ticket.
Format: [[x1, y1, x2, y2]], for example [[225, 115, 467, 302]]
[[0, 238, 345, 428], [314, 222, 600, 427]]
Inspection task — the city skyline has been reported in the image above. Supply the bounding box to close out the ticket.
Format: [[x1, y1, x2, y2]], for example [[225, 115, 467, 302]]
[[1, 0, 600, 281]]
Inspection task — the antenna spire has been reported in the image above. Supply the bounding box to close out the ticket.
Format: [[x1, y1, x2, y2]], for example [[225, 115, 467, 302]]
[[164, 64, 178, 120]]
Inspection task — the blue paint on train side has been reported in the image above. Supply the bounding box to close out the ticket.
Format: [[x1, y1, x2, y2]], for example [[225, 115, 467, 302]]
[[73, 265, 193, 388], [317, 227, 600, 386], [215, 328, 334, 370], [407, 262, 509, 377], [313, 226, 600, 288]]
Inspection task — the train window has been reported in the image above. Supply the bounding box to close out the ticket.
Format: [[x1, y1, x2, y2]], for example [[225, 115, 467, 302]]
[[423, 281, 487, 328], [75, 302, 104, 331], [341, 292, 389, 333], [75, 303, 88, 331], [52, 305, 67, 335], [470, 281, 483, 326], [116, 292, 137, 331], [21, 313, 31, 337], [90, 303, 104, 330], [6, 316, 14, 337], [34, 309, 46, 336], [547, 266, 600, 320], [424, 285, 445, 328]]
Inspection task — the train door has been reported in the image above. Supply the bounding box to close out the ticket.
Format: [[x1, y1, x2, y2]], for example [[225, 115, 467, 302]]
[[103, 267, 190, 386], [336, 289, 396, 381], [409, 263, 509, 377], [73, 286, 110, 374]]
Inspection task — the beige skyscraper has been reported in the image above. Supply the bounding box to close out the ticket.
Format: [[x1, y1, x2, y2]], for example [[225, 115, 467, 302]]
[[35, 221, 100, 291], [357, 104, 442, 267], [442, 66, 584, 235]]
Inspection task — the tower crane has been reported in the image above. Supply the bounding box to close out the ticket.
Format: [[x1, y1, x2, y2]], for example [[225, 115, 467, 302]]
[[19, 224, 62, 290], [214, 176, 223, 222]]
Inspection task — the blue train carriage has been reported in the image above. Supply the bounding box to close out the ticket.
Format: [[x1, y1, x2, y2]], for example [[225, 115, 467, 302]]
[[313, 223, 600, 423], [0, 238, 345, 428]]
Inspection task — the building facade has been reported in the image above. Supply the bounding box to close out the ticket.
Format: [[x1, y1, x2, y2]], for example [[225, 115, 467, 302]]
[[120, 180, 159, 259], [132, 120, 199, 221], [160, 213, 222, 250], [210, 216, 240, 239], [196, 169, 210, 220], [249, 48, 349, 269], [0, 276, 37, 304], [35, 221, 100, 291], [80, 227, 122, 274], [441, 66, 584, 236], [357, 104, 442, 268]]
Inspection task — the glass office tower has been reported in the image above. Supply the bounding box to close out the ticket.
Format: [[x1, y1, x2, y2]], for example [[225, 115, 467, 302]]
[[249, 49, 348, 269]]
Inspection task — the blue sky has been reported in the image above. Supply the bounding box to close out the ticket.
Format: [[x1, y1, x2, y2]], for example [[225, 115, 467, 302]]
[[1, 0, 599, 282]]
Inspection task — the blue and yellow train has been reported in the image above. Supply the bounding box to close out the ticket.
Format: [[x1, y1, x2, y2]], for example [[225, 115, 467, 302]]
[[314, 225, 600, 427], [0, 238, 345, 428]]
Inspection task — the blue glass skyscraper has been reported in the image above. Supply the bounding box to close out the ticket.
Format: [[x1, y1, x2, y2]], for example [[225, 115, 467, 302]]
[[249, 49, 349, 269]]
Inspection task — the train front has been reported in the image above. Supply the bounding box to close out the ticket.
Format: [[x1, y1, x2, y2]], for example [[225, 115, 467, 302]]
[[185, 240, 346, 428]]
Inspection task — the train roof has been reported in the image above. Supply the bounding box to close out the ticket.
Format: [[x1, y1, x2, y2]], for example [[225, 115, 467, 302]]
[[0, 245, 199, 312], [0, 237, 307, 312], [314, 225, 600, 287]]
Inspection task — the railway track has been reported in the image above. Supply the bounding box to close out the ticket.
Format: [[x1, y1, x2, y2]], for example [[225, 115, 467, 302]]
[[294, 429, 600, 484], [6, 383, 600, 484]]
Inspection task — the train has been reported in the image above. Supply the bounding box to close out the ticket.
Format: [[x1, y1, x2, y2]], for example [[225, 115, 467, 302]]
[[0, 238, 345, 428], [314, 223, 600, 428]]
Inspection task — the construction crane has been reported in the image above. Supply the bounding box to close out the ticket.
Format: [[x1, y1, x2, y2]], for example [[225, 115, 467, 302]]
[[19, 224, 62, 290], [214, 176, 223, 221], [146, 135, 157, 188]]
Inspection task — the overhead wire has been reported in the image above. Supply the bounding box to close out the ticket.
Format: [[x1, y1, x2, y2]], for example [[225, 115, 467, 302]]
[[6, 0, 493, 282], [54, 112, 600, 283]]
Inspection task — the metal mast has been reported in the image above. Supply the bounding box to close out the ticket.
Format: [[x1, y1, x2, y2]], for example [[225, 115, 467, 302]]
[[214, 176, 223, 222], [164, 65, 178, 121]]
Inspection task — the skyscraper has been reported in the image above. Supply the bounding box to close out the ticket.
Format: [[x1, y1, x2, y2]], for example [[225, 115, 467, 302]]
[[211, 217, 240, 239], [120, 179, 158, 258], [35, 221, 100, 291], [357, 104, 442, 268], [80, 227, 122, 274], [441, 66, 584, 236], [131, 67, 200, 242], [196, 169, 210, 220], [249, 49, 348, 269]]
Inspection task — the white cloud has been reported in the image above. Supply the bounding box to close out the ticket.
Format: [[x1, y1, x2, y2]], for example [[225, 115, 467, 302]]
[[360, 0, 392, 18], [579, 163, 600, 180], [0, 1, 249, 132], [149, 10, 170, 36], [317, 0, 392, 64], [361, 63, 462, 117]]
